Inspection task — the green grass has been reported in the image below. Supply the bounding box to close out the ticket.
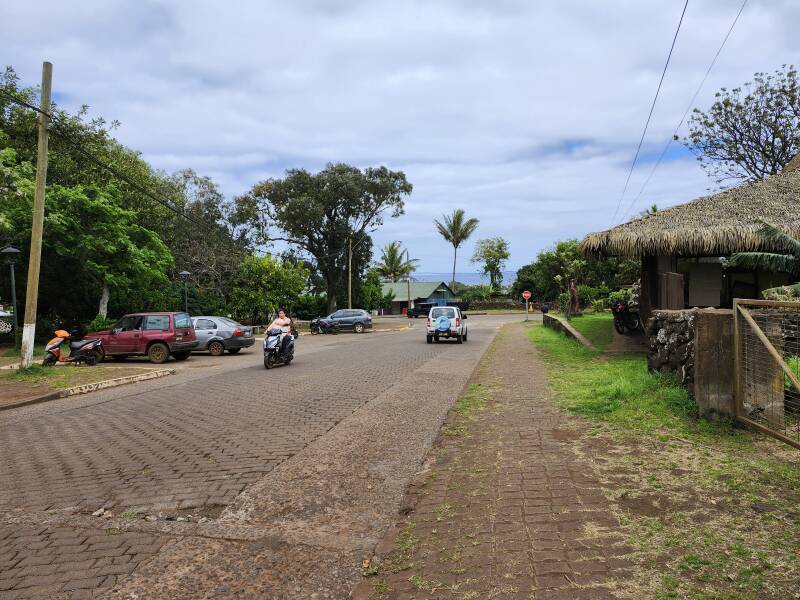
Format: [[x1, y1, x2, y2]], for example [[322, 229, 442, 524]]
[[0, 364, 147, 393], [528, 323, 800, 599], [566, 311, 615, 351], [0, 344, 45, 358]]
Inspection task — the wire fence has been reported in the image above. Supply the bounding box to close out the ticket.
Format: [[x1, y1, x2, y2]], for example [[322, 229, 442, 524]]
[[735, 299, 800, 449]]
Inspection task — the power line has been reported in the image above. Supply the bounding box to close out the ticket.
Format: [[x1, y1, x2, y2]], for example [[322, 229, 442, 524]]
[[618, 0, 748, 223], [607, 0, 690, 228]]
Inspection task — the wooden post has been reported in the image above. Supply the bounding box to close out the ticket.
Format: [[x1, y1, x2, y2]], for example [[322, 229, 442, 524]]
[[21, 62, 52, 368], [406, 250, 412, 316]]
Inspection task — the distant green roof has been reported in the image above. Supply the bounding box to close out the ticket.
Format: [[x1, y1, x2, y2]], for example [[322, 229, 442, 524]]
[[381, 281, 455, 302]]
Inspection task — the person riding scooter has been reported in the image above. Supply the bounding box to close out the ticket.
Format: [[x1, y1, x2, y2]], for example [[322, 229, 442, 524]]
[[266, 308, 295, 357]]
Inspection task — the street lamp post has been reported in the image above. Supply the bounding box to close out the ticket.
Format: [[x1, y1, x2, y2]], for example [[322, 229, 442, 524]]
[[179, 271, 191, 314], [1, 246, 21, 351]]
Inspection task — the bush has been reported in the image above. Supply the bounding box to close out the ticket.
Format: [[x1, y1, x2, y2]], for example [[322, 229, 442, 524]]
[[291, 294, 328, 320], [86, 315, 117, 333], [591, 299, 605, 313], [557, 292, 570, 315], [608, 288, 632, 305]]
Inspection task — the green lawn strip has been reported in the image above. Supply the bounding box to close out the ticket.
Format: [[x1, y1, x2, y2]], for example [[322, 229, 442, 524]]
[[528, 324, 800, 599], [1, 364, 151, 392], [565, 311, 615, 351]]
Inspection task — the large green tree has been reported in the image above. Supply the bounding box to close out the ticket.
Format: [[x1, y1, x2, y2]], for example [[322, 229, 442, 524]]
[[471, 237, 510, 290], [682, 65, 800, 186], [434, 209, 479, 287], [235, 163, 412, 312]]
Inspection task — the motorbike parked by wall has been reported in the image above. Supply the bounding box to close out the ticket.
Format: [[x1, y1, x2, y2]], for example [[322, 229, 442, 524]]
[[43, 329, 103, 366], [309, 317, 338, 335], [263, 328, 295, 369], [611, 300, 642, 334]]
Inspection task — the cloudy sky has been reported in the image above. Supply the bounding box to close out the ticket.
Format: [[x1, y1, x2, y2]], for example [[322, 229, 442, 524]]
[[3, 0, 799, 273]]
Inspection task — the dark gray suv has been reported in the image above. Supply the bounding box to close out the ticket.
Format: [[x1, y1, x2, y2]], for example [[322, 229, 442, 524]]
[[320, 309, 373, 333]]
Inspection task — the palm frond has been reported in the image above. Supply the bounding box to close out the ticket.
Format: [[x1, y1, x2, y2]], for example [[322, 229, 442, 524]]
[[757, 221, 800, 256], [729, 252, 800, 274]]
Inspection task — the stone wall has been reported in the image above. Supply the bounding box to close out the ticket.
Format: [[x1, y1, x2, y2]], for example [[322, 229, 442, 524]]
[[646, 309, 697, 385]]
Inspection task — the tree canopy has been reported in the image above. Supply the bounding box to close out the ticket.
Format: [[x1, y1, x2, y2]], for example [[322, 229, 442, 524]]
[[682, 65, 800, 186], [471, 237, 510, 290], [235, 163, 412, 312]]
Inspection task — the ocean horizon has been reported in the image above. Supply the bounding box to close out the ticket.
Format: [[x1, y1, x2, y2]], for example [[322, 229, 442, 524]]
[[413, 271, 518, 286]]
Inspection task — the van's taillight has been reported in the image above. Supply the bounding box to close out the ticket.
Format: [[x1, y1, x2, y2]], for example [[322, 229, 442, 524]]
[[232, 327, 243, 337], [427, 318, 431, 326], [456, 318, 460, 328]]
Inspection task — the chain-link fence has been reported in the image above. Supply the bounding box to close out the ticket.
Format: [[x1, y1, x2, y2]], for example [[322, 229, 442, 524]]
[[734, 299, 800, 449]]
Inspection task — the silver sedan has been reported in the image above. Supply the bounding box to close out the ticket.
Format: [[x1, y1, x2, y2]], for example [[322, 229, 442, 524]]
[[191, 316, 255, 356]]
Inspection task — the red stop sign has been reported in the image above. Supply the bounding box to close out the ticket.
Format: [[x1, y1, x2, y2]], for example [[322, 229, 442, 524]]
[[522, 290, 532, 300]]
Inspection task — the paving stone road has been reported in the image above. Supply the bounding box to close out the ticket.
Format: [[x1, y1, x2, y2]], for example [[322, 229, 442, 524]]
[[0, 315, 521, 599]]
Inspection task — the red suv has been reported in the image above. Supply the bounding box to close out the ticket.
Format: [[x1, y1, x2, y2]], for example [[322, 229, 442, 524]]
[[90, 312, 198, 364]]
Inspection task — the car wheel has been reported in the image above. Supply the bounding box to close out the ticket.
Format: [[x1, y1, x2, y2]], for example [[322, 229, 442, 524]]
[[353, 322, 365, 334], [173, 351, 190, 361], [227, 348, 241, 355], [456, 334, 463, 344], [463, 331, 468, 342], [208, 341, 225, 356], [147, 343, 169, 364], [112, 355, 128, 361], [426, 335, 432, 344]]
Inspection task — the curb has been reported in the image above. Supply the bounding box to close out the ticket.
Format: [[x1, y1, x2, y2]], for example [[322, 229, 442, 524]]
[[541, 313, 599, 351], [0, 368, 175, 411]]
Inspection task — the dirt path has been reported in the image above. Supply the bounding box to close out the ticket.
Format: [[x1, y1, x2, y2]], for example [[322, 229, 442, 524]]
[[364, 322, 633, 599]]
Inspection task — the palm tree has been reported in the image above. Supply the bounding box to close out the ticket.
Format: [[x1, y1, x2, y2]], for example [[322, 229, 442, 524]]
[[375, 241, 418, 282], [434, 209, 479, 287]]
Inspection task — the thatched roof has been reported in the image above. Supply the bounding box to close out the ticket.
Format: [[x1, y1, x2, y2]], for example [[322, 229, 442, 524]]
[[581, 169, 800, 257]]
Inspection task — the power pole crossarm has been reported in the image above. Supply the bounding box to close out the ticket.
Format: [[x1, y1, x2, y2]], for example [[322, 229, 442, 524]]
[[21, 61, 52, 368]]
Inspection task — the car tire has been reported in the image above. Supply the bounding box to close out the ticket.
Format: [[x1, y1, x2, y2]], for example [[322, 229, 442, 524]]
[[426, 335, 432, 344], [228, 348, 241, 355], [463, 331, 468, 342], [173, 351, 190, 361], [456, 334, 463, 344], [353, 322, 365, 334], [147, 343, 169, 364], [208, 341, 225, 356]]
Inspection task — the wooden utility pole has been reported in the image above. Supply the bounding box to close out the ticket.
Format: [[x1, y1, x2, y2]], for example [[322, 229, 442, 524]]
[[347, 236, 352, 309], [21, 62, 52, 368]]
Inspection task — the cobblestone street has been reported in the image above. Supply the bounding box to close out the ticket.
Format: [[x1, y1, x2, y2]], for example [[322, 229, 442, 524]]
[[0, 316, 518, 598]]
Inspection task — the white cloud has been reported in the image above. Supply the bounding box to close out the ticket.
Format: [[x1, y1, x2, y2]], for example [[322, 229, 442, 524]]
[[3, 0, 799, 271]]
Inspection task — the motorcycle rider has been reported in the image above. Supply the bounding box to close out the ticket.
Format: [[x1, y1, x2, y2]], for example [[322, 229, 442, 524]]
[[267, 307, 294, 356]]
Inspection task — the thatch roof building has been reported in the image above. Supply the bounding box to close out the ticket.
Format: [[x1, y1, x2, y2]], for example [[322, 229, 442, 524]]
[[581, 168, 800, 316]]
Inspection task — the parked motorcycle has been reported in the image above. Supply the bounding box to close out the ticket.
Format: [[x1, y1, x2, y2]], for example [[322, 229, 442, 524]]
[[43, 329, 103, 366], [263, 328, 295, 369], [611, 300, 642, 334], [309, 317, 338, 335]]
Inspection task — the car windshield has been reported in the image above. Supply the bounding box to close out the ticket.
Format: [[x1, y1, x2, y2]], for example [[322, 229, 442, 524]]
[[219, 318, 241, 327], [431, 307, 456, 319]]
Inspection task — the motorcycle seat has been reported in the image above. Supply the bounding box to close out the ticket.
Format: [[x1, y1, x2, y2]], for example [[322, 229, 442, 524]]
[[69, 339, 95, 350]]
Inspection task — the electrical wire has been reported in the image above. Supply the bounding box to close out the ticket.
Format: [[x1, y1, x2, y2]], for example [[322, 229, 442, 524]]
[[607, 0, 690, 228], [618, 0, 748, 223]]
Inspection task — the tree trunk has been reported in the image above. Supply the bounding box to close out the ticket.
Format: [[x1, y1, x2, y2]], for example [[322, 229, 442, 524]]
[[98, 282, 110, 318], [326, 272, 338, 313], [452, 247, 457, 288]]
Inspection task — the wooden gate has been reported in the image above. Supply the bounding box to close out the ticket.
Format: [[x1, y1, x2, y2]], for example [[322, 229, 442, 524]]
[[734, 299, 800, 449]]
